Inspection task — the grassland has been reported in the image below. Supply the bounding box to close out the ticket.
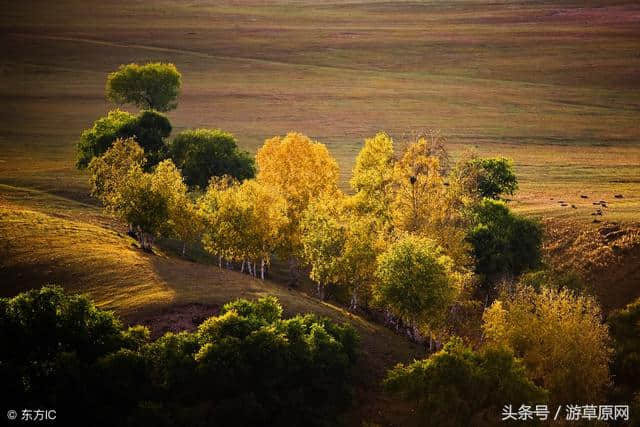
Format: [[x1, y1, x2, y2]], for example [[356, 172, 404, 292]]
[[0, 2, 639, 421], [1, 0, 639, 222]]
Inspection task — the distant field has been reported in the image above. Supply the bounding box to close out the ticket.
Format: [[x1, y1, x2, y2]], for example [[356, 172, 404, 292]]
[[1, 0, 639, 222]]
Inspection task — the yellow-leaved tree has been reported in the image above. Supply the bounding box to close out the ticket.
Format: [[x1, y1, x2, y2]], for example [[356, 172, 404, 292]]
[[150, 160, 202, 256], [482, 285, 612, 404], [391, 136, 473, 268], [198, 178, 288, 278], [350, 132, 395, 231], [300, 193, 379, 305], [256, 132, 340, 281]]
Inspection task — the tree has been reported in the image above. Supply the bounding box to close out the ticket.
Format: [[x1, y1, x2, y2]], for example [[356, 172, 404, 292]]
[[106, 62, 182, 112], [467, 199, 542, 289], [150, 160, 202, 256], [300, 194, 378, 305], [117, 168, 169, 252], [384, 337, 547, 426], [350, 132, 395, 228], [88, 139, 169, 251], [374, 235, 457, 338], [169, 129, 255, 189], [300, 194, 347, 300], [482, 286, 612, 404], [390, 137, 473, 269], [471, 157, 518, 200], [199, 178, 288, 277], [88, 137, 146, 212], [76, 109, 171, 169], [256, 132, 340, 277]]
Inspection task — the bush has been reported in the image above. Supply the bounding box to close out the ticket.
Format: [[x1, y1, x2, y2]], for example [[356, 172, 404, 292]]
[[168, 129, 255, 189], [1, 287, 358, 426], [384, 337, 546, 427]]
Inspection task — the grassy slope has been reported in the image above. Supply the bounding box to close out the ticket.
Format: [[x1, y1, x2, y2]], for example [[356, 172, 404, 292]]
[[1, 0, 639, 222], [0, 183, 422, 426]]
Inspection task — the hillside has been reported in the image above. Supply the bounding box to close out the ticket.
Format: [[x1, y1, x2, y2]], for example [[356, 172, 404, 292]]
[[0, 183, 424, 426]]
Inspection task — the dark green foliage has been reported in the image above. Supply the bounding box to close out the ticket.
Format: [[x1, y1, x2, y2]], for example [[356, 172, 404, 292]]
[[169, 129, 255, 189], [471, 157, 518, 199], [76, 109, 171, 169], [384, 337, 547, 427], [467, 199, 542, 286], [106, 62, 182, 112], [609, 298, 640, 392], [1, 287, 358, 427]]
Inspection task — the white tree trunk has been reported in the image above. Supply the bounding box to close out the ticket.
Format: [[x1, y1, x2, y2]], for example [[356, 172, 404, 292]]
[[260, 259, 265, 280]]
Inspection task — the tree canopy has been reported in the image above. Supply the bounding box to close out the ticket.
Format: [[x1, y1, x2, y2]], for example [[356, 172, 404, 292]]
[[256, 132, 340, 257], [374, 235, 457, 332], [76, 109, 171, 169], [2, 286, 359, 426], [483, 286, 612, 404], [467, 199, 542, 286], [106, 62, 182, 112], [169, 129, 255, 189], [384, 337, 547, 426]]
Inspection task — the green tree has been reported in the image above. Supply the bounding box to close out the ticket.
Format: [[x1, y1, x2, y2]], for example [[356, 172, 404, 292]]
[[76, 109, 171, 169], [471, 157, 518, 199], [169, 129, 255, 189], [483, 286, 612, 404], [106, 62, 182, 112], [384, 337, 547, 427], [467, 199, 542, 289], [375, 235, 457, 337]]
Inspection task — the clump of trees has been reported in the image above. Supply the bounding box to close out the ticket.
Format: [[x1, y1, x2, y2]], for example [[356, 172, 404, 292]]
[[1, 286, 359, 426], [74, 63, 622, 422]]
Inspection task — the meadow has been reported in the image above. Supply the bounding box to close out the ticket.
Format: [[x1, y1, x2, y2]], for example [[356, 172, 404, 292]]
[[1, 1, 640, 424], [1, 0, 639, 221]]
